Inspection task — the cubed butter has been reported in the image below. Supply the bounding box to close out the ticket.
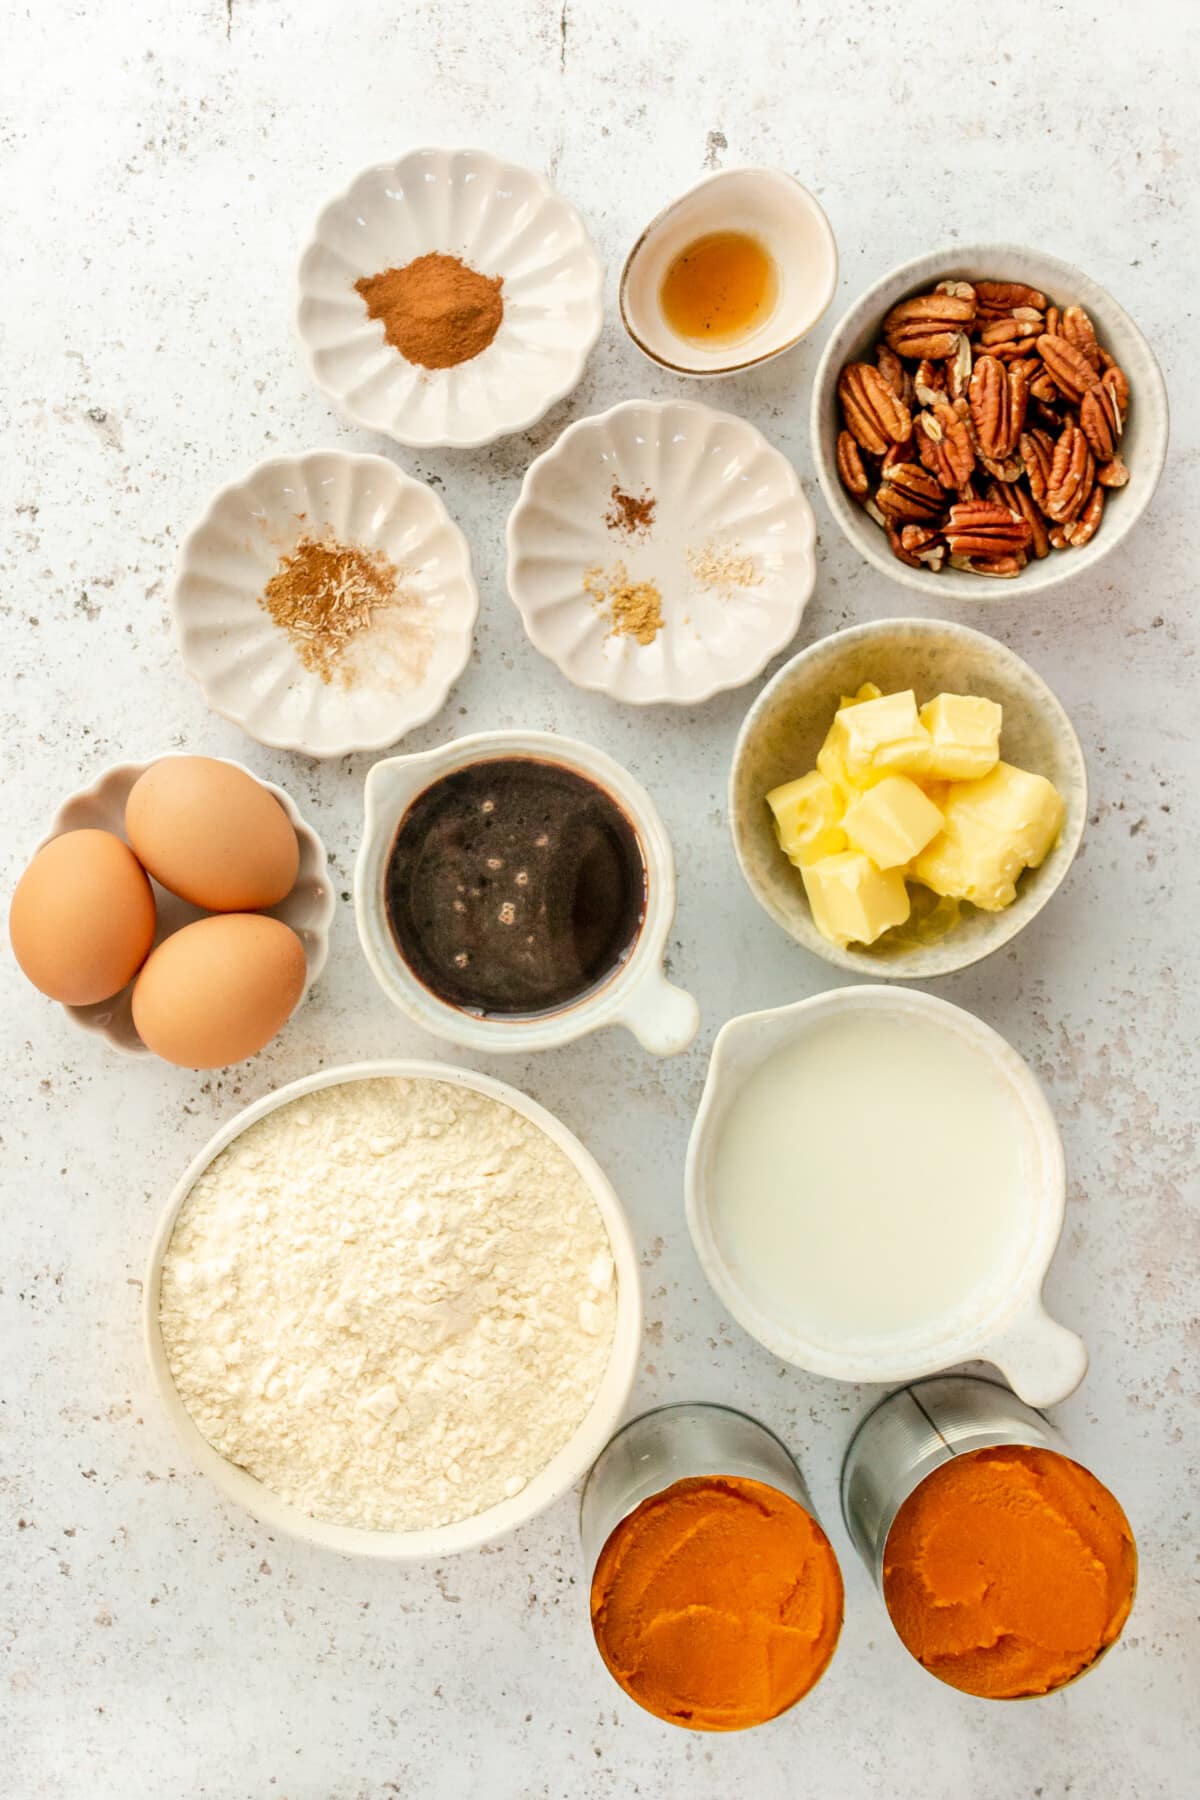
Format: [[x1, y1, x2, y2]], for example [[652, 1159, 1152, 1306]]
[[919, 693, 1003, 781], [842, 775, 944, 869], [838, 681, 883, 710], [800, 851, 911, 948], [766, 771, 846, 866], [912, 761, 1065, 911], [824, 689, 934, 780]]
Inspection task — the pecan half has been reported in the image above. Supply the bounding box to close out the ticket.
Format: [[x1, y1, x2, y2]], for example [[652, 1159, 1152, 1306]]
[[838, 361, 913, 454], [883, 287, 977, 360], [969, 355, 1030, 461], [1098, 353, 1131, 414], [886, 527, 921, 568], [1062, 485, 1105, 546], [1061, 305, 1101, 371], [914, 358, 947, 407], [946, 333, 973, 399], [1026, 358, 1060, 404], [974, 280, 1048, 320], [991, 478, 1052, 559], [899, 524, 946, 570], [944, 500, 1033, 558], [836, 429, 870, 498], [1101, 361, 1130, 418], [1080, 381, 1123, 462], [949, 552, 1027, 578], [1097, 454, 1130, 488], [916, 402, 975, 489], [876, 344, 912, 405], [977, 317, 1042, 357], [1044, 305, 1061, 337], [875, 462, 945, 523], [1021, 428, 1057, 512], [1043, 424, 1096, 523], [1037, 333, 1100, 405]]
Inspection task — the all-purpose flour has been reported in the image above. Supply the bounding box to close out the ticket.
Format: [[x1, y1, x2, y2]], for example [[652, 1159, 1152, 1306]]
[[160, 1078, 618, 1532]]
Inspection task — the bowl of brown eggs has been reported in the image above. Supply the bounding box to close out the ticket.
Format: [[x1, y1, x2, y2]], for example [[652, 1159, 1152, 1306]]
[[8, 755, 333, 1065]]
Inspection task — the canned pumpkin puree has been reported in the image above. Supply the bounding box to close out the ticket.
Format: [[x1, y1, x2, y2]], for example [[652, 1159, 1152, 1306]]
[[582, 1404, 843, 1731], [842, 1378, 1137, 1701]]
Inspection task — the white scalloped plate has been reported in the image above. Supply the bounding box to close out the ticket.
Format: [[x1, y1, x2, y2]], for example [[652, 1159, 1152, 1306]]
[[297, 149, 604, 449], [38, 756, 334, 1056], [173, 451, 478, 757], [506, 399, 817, 705]]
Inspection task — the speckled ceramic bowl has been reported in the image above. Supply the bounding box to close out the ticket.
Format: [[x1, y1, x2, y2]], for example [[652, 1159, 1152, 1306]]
[[812, 243, 1169, 600], [730, 619, 1087, 978], [34, 755, 333, 1054]]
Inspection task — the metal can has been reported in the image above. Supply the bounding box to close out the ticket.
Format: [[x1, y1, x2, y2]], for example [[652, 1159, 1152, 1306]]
[[840, 1373, 1068, 1585], [581, 1401, 815, 1570]]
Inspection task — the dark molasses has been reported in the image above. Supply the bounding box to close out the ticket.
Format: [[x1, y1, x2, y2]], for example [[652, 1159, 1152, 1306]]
[[384, 758, 647, 1017]]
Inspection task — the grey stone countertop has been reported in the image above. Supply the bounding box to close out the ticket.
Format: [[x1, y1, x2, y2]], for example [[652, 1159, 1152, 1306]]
[[1, 2, 1196, 1795]]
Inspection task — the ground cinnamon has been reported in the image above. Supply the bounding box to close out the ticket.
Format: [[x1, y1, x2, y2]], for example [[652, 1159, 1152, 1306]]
[[355, 252, 504, 370], [590, 1475, 843, 1730], [605, 482, 656, 535], [883, 1445, 1136, 1699]]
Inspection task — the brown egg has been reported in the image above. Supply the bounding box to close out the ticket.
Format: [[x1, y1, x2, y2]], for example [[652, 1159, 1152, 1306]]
[[132, 914, 306, 1068], [10, 829, 156, 1005], [125, 756, 300, 911]]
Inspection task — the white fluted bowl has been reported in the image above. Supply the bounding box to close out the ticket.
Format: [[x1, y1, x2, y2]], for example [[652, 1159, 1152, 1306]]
[[173, 451, 478, 758], [297, 149, 604, 448], [506, 399, 816, 705]]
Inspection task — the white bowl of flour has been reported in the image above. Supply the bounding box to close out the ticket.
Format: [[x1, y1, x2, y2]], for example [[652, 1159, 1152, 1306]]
[[144, 1061, 641, 1558]]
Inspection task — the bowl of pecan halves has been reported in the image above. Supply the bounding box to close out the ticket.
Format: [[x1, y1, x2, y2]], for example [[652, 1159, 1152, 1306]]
[[812, 245, 1168, 598]]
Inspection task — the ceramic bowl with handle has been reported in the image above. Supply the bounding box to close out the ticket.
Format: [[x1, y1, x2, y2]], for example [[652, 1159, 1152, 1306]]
[[730, 616, 1087, 979], [685, 986, 1088, 1408], [354, 729, 699, 1057], [144, 1060, 642, 1560], [33, 755, 333, 1055], [811, 242, 1168, 599], [297, 148, 604, 448]]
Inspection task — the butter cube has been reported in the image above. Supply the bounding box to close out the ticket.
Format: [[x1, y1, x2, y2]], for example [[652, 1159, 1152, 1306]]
[[838, 681, 883, 710], [801, 851, 911, 947], [843, 775, 944, 870], [912, 761, 1065, 911], [766, 771, 847, 867], [919, 693, 1003, 781], [824, 689, 934, 780]]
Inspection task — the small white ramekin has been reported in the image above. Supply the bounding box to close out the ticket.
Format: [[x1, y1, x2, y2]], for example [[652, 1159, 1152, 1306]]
[[620, 167, 837, 376], [353, 730, 699, 1057], [144, 1060, 643, 1560], [685, 986, 1088, 1407]]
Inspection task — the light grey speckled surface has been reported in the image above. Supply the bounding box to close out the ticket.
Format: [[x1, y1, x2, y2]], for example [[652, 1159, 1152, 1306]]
[[2, 3, 1197, 1796]]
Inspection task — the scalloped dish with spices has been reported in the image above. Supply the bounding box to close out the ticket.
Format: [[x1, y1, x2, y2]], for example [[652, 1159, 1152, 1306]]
[[834, 277, 1131, 578]]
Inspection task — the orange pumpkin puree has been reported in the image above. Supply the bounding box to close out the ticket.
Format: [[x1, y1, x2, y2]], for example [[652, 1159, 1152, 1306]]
[[589, 1474, 843, 1731], [883, 1446, 1136, 1700]]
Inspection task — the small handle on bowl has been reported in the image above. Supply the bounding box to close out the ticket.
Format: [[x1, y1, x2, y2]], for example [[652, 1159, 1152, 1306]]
[[617, 969, 700, 1057], [984, 1297, 1089, 1408]]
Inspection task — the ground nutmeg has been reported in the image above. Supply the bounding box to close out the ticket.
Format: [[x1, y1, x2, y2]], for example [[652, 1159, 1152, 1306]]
[[355, 251, 504, 370]]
